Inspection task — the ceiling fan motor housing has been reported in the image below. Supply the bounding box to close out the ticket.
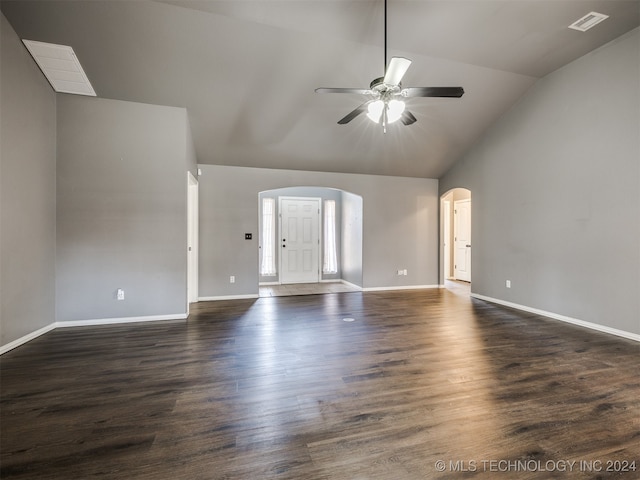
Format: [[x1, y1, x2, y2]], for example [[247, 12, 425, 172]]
[[369, 77, 402, 98]]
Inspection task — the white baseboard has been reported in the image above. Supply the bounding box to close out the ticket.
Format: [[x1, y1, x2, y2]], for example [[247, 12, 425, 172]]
[[471, 293, 640, 343], [363, 284, 440, 292], [198, 294, 259, 301], [56, 313, 187, 328], [0, 323, 57, 355], [0, 313, 188, 355], [259, 281, 280, 286]]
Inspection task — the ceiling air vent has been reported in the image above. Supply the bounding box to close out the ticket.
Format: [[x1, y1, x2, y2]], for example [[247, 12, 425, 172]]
[[22, 40, 96, 96], [568, 12, 609, 32]]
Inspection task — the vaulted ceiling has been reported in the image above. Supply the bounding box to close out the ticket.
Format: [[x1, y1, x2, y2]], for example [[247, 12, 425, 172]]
[[2, 0, 639, 178]]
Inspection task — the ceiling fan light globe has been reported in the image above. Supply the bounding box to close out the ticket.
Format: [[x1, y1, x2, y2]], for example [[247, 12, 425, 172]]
[[367, 100, 384, 123], [387, 99, 405, 123]]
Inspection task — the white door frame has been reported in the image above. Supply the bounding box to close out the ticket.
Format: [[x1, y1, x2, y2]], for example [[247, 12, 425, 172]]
[[187, 172, 199, 306], [443, 199, 451, 280], [279, 196, 321, 284]]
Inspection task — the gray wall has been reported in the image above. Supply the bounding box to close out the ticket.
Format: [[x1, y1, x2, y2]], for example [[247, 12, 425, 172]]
[[199, 165, 439, 297], [440, 28, 640, 335], [56, 95, 192, 321], [185, 117, 198, 178], [1, 13, 57, 347]]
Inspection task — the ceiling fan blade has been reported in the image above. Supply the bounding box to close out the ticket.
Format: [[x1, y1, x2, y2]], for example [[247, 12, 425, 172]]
[[337, 102, 371, 125], [400, 110, 417, 126], [402, 87, 465, 98], [383, 57, 412, 86], [315, 88, 373, 95]]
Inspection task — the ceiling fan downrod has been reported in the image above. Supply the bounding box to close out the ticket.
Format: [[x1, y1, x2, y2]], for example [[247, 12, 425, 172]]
[[384, 0, 388, 75], [375, 0, 394, 134]]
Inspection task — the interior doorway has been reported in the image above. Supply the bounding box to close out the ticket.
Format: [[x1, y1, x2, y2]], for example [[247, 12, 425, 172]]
[[441, 188, 471, 286], [258, 186, 363, 296], [454, 198, 471, 282], [187, 172, 199, 306]]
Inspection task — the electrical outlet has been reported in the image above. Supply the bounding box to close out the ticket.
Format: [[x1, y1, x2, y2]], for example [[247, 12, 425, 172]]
[[397, 270, 403, 276], [403, 269, 408, 276], [506, 280, 511, 288], [230, 276, 235, 284], [116, 288, 125, 300]]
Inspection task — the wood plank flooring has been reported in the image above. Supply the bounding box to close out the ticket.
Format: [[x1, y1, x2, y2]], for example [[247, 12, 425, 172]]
[[1, 289, 639, 479]]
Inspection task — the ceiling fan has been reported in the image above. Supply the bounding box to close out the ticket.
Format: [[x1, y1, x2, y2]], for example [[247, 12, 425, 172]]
[[315, 0, 464, 133]]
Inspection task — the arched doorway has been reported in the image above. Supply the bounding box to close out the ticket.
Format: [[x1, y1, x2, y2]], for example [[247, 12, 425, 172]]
[[258, 186, 363, 297], [441, 188, 471, 291]]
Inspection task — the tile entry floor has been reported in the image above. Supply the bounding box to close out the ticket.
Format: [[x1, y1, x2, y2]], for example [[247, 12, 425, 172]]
[[259, 282, 361, 297]]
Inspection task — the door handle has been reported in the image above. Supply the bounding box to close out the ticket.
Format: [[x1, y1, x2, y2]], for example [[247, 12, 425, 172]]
[[466, 244, 471, 248]]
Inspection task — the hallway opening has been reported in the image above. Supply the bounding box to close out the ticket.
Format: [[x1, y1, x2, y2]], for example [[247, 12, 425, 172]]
[[441, 188, 472, 289]]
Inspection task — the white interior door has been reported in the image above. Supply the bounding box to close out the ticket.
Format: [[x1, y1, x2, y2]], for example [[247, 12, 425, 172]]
[[280, 197, 320, 284], [454, 199, 471, 282]]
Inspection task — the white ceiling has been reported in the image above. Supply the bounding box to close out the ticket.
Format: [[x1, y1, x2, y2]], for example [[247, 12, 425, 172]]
[[2, 0, 639, 178]]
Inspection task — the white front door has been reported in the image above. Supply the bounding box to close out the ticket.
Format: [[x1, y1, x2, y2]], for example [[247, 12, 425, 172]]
[[280, 197, 320, 284], [454, 199, 471, 282]]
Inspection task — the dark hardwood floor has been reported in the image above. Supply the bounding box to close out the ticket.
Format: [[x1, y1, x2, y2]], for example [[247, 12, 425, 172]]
[[1, 289, 639, 479]]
